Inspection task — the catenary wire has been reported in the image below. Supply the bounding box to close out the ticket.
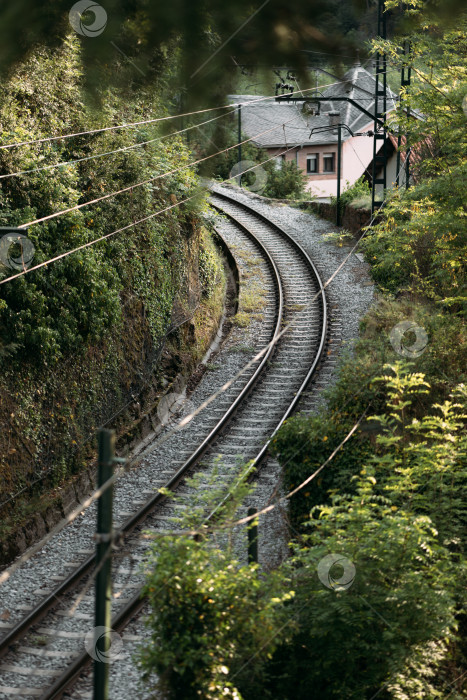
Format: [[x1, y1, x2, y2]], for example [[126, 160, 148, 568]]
[[0, 87, 320, 152], [14, 120, 296, 231], [0, 109, 237, 181], [0, 72, 398, 152]]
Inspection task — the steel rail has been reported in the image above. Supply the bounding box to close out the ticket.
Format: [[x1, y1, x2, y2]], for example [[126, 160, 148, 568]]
[[204, 190, 327, 523], [210, 190, 328, 465]]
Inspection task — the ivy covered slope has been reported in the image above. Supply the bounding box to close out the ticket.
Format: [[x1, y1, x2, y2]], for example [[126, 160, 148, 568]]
[[0, 36, 222, 553]]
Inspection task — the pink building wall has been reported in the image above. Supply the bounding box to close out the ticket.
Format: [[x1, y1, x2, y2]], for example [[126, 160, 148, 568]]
[[265, 121, 376, 199]]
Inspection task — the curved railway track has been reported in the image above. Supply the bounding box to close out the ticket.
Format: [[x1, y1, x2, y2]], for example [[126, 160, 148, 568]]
[[0, 186, 327, 699]]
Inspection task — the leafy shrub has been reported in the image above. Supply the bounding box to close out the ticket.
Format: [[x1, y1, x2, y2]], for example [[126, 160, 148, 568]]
[[262, 160, 306, 200], [331, 175, 371, 212], [271, 410, 373, 529], [361, 171, 467, 309], [264, 472, 460, 700], [264, 366, 466, 700], [139, 465, 291, 700]]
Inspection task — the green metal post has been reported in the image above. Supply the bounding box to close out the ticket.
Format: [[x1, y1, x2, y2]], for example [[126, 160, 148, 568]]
[[238, 105, 242, 186], [94, 429, 115, 700], [336, 125, 342, 227], [247, 507, 258, 564]]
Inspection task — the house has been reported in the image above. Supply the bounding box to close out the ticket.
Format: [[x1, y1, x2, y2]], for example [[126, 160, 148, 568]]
[[231, 63, 405, 199]]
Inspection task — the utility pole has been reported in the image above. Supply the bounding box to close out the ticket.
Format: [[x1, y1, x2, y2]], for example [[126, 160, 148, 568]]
[[371, 0, 389, 214], [237, 104, 242, 186], [247, 507, 258, 564], [336, 124, 342, 226], [396, 39, 412, 189], [93, 429, 117, 700]]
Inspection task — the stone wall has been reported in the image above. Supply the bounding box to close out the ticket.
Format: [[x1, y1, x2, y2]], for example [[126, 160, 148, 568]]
[[302, 201, 372, 233]]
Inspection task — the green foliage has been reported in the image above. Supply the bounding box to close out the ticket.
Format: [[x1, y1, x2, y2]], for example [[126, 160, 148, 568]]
[[0, 1, 368, 106], [199, 228, 222, 298], [140, 368, 466, 700], [271, 410, 373, 529], [207, 118, 306, 199], [0, 36, 198, 367], [368, 367, 467, 552], [265, 365, 466, 699], [262, 160, 306, 200], [330, 175, 371, 212], [265, 473, 460, 700], [139, 464, 292, 699], [361, 185, 466, 309], [365, 7, 467, 313]]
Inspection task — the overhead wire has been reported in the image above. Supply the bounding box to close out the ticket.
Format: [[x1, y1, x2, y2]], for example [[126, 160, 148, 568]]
[[0, 71, 399, 153], [0, 109, 237, 182], [0, 89, 313, 152], [0, 123, 297, 287], [0, 67, 400, 222]]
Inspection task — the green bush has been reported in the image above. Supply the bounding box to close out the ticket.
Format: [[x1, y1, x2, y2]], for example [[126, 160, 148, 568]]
[[262, 160, 306, 200], [271, 410, 373, 529], [361, 168, 466, 310], [139, 465, 291, 700], [264, 473, 460, 700], [263, 366, 466, 700], [331, 175, 371, 212]]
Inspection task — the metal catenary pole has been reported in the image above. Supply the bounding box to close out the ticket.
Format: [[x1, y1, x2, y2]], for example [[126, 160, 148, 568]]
[[371, 0, 389, 214], [336, 124, 342, 226], [238, 104, 242, 186], [396, 39, 412, 189], [94, 429, 115, 700]]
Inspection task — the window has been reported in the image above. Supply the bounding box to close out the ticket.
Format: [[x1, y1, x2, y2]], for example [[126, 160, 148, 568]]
[[274, 154, 285, 170], [323, 152, 335, 173], [306, 154, 318, 174]]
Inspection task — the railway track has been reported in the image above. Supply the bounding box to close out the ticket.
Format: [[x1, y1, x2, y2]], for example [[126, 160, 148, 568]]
[[0, 186, 327, 699]]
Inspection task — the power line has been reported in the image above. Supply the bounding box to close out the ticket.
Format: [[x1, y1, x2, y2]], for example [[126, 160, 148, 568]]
[[0, 74, 397, 153], [0, 127, 297, 282], [0, 70, 400, 183], [0, 109, 236, 182], [0, 106, 231, 152], [14, 121, 296, 231], [0, 87, 327, 153]]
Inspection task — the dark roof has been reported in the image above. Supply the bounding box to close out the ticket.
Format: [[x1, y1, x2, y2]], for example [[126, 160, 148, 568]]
[[320, 63, 397, 132], [230, 64, 397, 148]]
